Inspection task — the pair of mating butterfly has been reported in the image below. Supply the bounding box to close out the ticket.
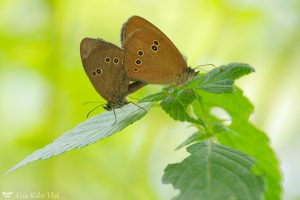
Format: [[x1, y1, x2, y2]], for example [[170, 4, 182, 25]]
[[80, 16, 198, 113]]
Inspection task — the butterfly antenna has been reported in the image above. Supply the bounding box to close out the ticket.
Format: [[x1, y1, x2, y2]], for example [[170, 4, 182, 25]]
[[194, 64, 215, 72], [129, 101, 147, 112], [82, 101, 104, 106], [128, 96, 141, 101], [86, 104, 105, 118]]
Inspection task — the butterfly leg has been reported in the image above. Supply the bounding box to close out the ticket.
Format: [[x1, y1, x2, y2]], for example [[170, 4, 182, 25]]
[[129, 101, 147, 112], [111, 108, 117, 126]]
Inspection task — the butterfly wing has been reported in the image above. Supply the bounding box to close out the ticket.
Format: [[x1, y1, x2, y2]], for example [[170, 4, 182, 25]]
[[123, 29, 187, 84], [121, 15, 178, 51], [80, 38, 129, 102], [121, 16, 187, 84]]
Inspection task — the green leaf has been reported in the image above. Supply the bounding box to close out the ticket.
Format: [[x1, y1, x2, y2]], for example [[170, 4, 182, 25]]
[[163, 141, 264, 200], [175, 131, 207, 150], [191, 63, 255, 94], [195, 88, 281, 199], [161, 88, 201, 124], [199, 79, 235, 93], [176, 121, 236, 150], [5, 102, 152, 174], [210, 122, 236, 135], [139, 91, 167, 103], [174, 105, 229, 151], [177, 88, 197, 106]]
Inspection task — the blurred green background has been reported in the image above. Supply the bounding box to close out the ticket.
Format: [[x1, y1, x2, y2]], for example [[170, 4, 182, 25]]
[[1, 0, 299, 199]]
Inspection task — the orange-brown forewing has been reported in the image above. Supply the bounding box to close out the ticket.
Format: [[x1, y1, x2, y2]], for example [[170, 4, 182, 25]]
[[121, 16, 188, 85]]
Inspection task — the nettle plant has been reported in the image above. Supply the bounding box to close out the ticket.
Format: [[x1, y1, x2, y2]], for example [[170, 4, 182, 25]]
[[6, 63, 281, 200]]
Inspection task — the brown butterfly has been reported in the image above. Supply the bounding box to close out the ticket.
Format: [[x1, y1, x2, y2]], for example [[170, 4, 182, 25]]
[[121, 16, 198, 85], [80, 38, 146, 111]]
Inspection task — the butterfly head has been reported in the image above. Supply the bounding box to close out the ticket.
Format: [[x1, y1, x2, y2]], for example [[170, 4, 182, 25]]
[[104, 98, 129, 111], [175, 67, 198, 85]]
